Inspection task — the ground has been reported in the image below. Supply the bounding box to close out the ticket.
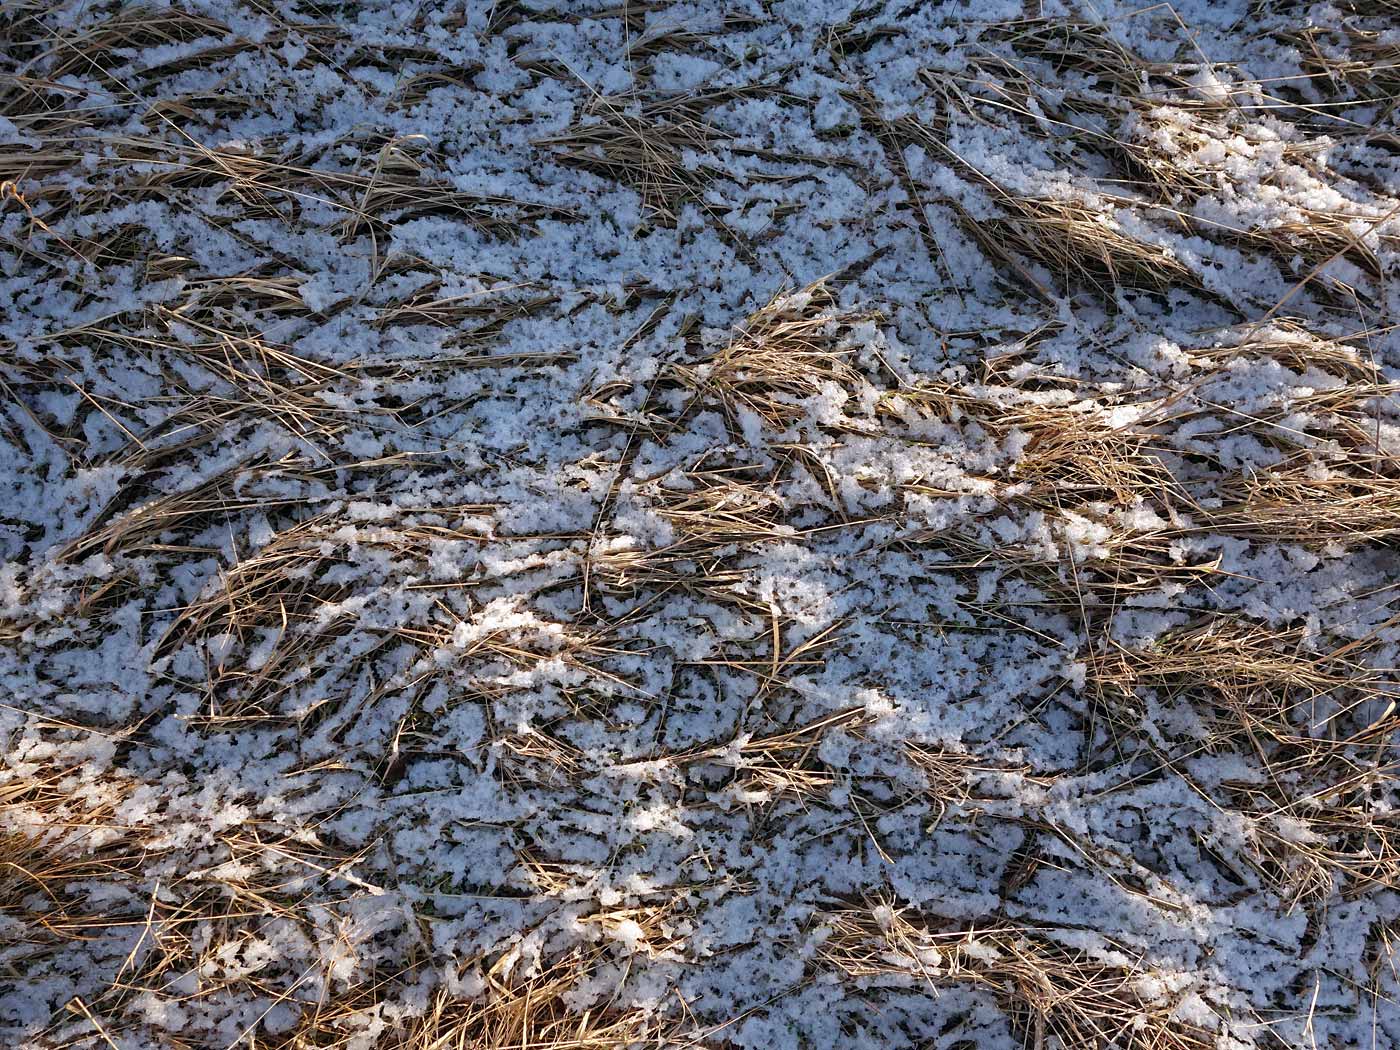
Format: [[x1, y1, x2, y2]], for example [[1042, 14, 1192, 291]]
[[3, 1, 1400, 1048]]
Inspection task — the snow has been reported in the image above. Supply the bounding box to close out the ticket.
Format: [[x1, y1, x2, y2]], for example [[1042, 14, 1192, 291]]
[[3, 1, 1400, 1048]]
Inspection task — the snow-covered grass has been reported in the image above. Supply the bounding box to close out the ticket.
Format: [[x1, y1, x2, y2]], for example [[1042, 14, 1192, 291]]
[[3, 1, 1400, 1047]]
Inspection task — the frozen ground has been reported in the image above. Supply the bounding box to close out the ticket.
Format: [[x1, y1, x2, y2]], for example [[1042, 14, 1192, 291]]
[[3, 1, 1400, 1047]]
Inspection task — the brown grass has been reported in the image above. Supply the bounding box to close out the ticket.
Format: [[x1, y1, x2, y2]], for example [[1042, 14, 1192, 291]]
[[985, 17, 1220, 107], [818, 900, 1215, 1050], [263, 945, 690, 1050], [534, 87, 730, 225], [6, 5, 1400, 1048], [1207, 464, 1400, 546], [1285, 24, 1400, 105], [670, 281, 878, 433], [0, 768, 144, 955], [1087, 617, 1400, 756], [1, 759, 396, 1049]]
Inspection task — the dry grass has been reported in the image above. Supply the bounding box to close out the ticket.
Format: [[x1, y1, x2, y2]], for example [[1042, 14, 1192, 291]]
[[1087, 617, 1399, 754], [897, 382, 1181, 508], [371, 281, 556, 336], [1186, 320, 1385, 382], [266, 945, 688, 1050], [151, 513, 354, 722], [534, 87, 731, 224], [1207, 464, 1400, 546], [1173, 325, 1400, 545], [1284, 24, 1400, 106], [1, 759, 393, 1049], [57, 454, 311, 565], [494, 725, 587, 792], [399, 955, 671, 1050], [0, 768, 144, 955], [1231, 205, 1394, 291], [664, 705, 869, 802], [1, 305, 372, 462], [670, 281, 878, 433], [6, 5, 1400, 1049], [588, 283, 882, 615], [13, 833, 694, 1048], [143, 503, 493, 726], [8, 4, 231, 86], [1227, 780, 1400, 910], [2, 132, 569, 271], [818, 900, 1215, 1050], [652, 463, 790, 547], [898, 523, 1220, 619], [725, 706, 862, 800], [886, 381, 1218, 613], [972, 190, 1200, 298], [881, 110, 1206, 299], [910, 18, 1398, 301], [589, 461, 787, 615], [984, 17, 1221, 108], [1084, 613, 1400, 908], [919, 55, 1227, 204]]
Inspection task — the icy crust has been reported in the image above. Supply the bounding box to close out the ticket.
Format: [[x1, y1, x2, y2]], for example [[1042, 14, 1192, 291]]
[[2, 1, 1400, 1048]]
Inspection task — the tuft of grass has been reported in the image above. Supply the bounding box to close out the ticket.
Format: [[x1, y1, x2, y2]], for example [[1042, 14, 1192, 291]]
[[534, 87, 729, 225], [20, 4, 231, 84], [671, 281, 878, 433], [1285, 24, 1400, 106], [818, 900, 1215, 1050], [1086, 617, 1400, 760], [58, 454, 309, 565], [394, 947, 682, 1050], [887, 112, 1205, 300], [984, 17, 1203, 103], [665, 705, 869, 802], [899, 382, 1182, 508], [151, 513, 353, 723], [0, 768, 144, 955], [1207, 465, 1400, 546], [972, 190, 1200, 298], [1174, 326, 1400, 545]]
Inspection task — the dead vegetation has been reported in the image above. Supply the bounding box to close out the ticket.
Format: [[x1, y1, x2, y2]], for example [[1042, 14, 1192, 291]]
[[670, 281, 878, 432], [1283, 24, 1400, 107], [906, 15, 1400, 305], [398, 953, 673, 1050], [151, 513, 357, 723], [588, 461, 788, 615], [1087, 617, 1400, 753], [873, 107, 1208, 300], [896, 382, 1182, 507], [984, 16, 1225, 108], [0, 757, 395, 1050], [588, 283, 879, 613], [921, 55, 1229, 205], [8, 4, 232, 86], [972, 189, 1201, 299], [1086, 615, 1400, 906], [0, 768, 144, 956], [1170, 325, 1400, 544], [883, 381, 1219, 612], [818, 900, 1215, 1050], [1207, 465, 1400, 546], [5, 4, 1400, 1049], [5, 134, 572, 244], [56, 454, 315, 564], [534, 87, 731, 224], [253, 943, 691, 1050]]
